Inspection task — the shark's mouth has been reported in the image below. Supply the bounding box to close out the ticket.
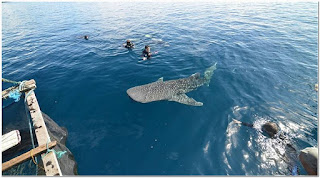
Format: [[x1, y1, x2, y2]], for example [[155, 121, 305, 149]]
[[126, 87, 148, 103]]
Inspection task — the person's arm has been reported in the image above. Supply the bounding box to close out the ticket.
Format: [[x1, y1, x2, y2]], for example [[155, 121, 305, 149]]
[[233, 119, 254, 128], [242, 122, 254, 128]]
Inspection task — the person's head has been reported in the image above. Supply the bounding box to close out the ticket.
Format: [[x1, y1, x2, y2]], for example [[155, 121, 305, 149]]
[[127, 40, 131, 44], [262, 122, 279, 138], [84, 35, 89, 40], [145, 45, 150, 52]]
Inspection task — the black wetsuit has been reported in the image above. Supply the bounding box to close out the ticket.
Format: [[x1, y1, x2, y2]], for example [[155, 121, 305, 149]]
[[142, 49, 151, 58], [125, 42, 134, 48], [240, 121, 254, 128]]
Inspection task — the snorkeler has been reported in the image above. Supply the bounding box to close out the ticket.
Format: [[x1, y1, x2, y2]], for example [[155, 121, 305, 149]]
[[233, 119, 280, 138], [142, 45, 152, 59], [84, 35, 89, 40], [124, 40, 134, 49], [141, 45, 158, 60], [233, 119, 318, 175]]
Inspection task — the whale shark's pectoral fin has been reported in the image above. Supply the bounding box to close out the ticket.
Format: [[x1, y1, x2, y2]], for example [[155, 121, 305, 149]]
[[169, 94, 203, 106]]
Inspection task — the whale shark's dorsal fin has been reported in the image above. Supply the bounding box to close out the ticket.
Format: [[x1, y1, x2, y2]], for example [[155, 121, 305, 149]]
[[169, 93, 203, 106], [157, 77, 164, 82], [191, 73, 200, 79]]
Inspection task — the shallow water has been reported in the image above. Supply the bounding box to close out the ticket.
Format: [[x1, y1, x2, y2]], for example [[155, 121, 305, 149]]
[[2, 2, 318, 175]]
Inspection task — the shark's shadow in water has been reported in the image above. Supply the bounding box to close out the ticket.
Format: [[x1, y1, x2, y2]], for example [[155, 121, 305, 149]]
[[127, 63, 217, 106]]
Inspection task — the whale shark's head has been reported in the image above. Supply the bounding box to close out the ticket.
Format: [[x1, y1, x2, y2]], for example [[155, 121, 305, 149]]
[[127, 86, 148, 103]]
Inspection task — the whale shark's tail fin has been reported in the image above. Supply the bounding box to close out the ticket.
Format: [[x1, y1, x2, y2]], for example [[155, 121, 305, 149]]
[[204, 62, 217, 86]]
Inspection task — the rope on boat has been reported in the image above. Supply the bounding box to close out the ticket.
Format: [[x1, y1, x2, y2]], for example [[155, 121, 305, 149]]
[[2, 78, 21, 85], [8, 90, 21, 102], [24, 97, 38, 175], [3, 79, 34, 103], [43, 141, 67, 159], [3, 78, 28, 102], [30, 149, 45, 171], [18, 80, 26, 92]]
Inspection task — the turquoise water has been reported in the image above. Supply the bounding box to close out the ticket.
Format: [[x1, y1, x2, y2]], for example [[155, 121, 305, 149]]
[[2, 2, 318, 175]]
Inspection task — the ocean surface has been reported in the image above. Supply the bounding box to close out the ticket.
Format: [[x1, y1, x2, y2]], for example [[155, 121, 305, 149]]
[[2, 2, 318, 175]]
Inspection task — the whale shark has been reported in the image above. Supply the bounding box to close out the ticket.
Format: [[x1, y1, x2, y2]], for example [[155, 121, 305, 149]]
[[127, 63, 217, 106]]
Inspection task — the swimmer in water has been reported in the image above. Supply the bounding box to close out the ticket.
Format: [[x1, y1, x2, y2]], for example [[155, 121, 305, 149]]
[[142, 45, 152, 60], [233, 119, 280, 138], [233, 119, 304, 175], [84, 35, 89, 40], [124, 40, 134, 49]]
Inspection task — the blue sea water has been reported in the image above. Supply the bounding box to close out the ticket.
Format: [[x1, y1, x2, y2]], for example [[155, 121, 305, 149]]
[[2, 2, 318, 175]]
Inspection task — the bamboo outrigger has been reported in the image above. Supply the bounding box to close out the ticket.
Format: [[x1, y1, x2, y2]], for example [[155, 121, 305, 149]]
[[2, 79, 63, 176], [2, 141, 57, 172], [2, 130, 21, 152], [2, 79, 36, 99]]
